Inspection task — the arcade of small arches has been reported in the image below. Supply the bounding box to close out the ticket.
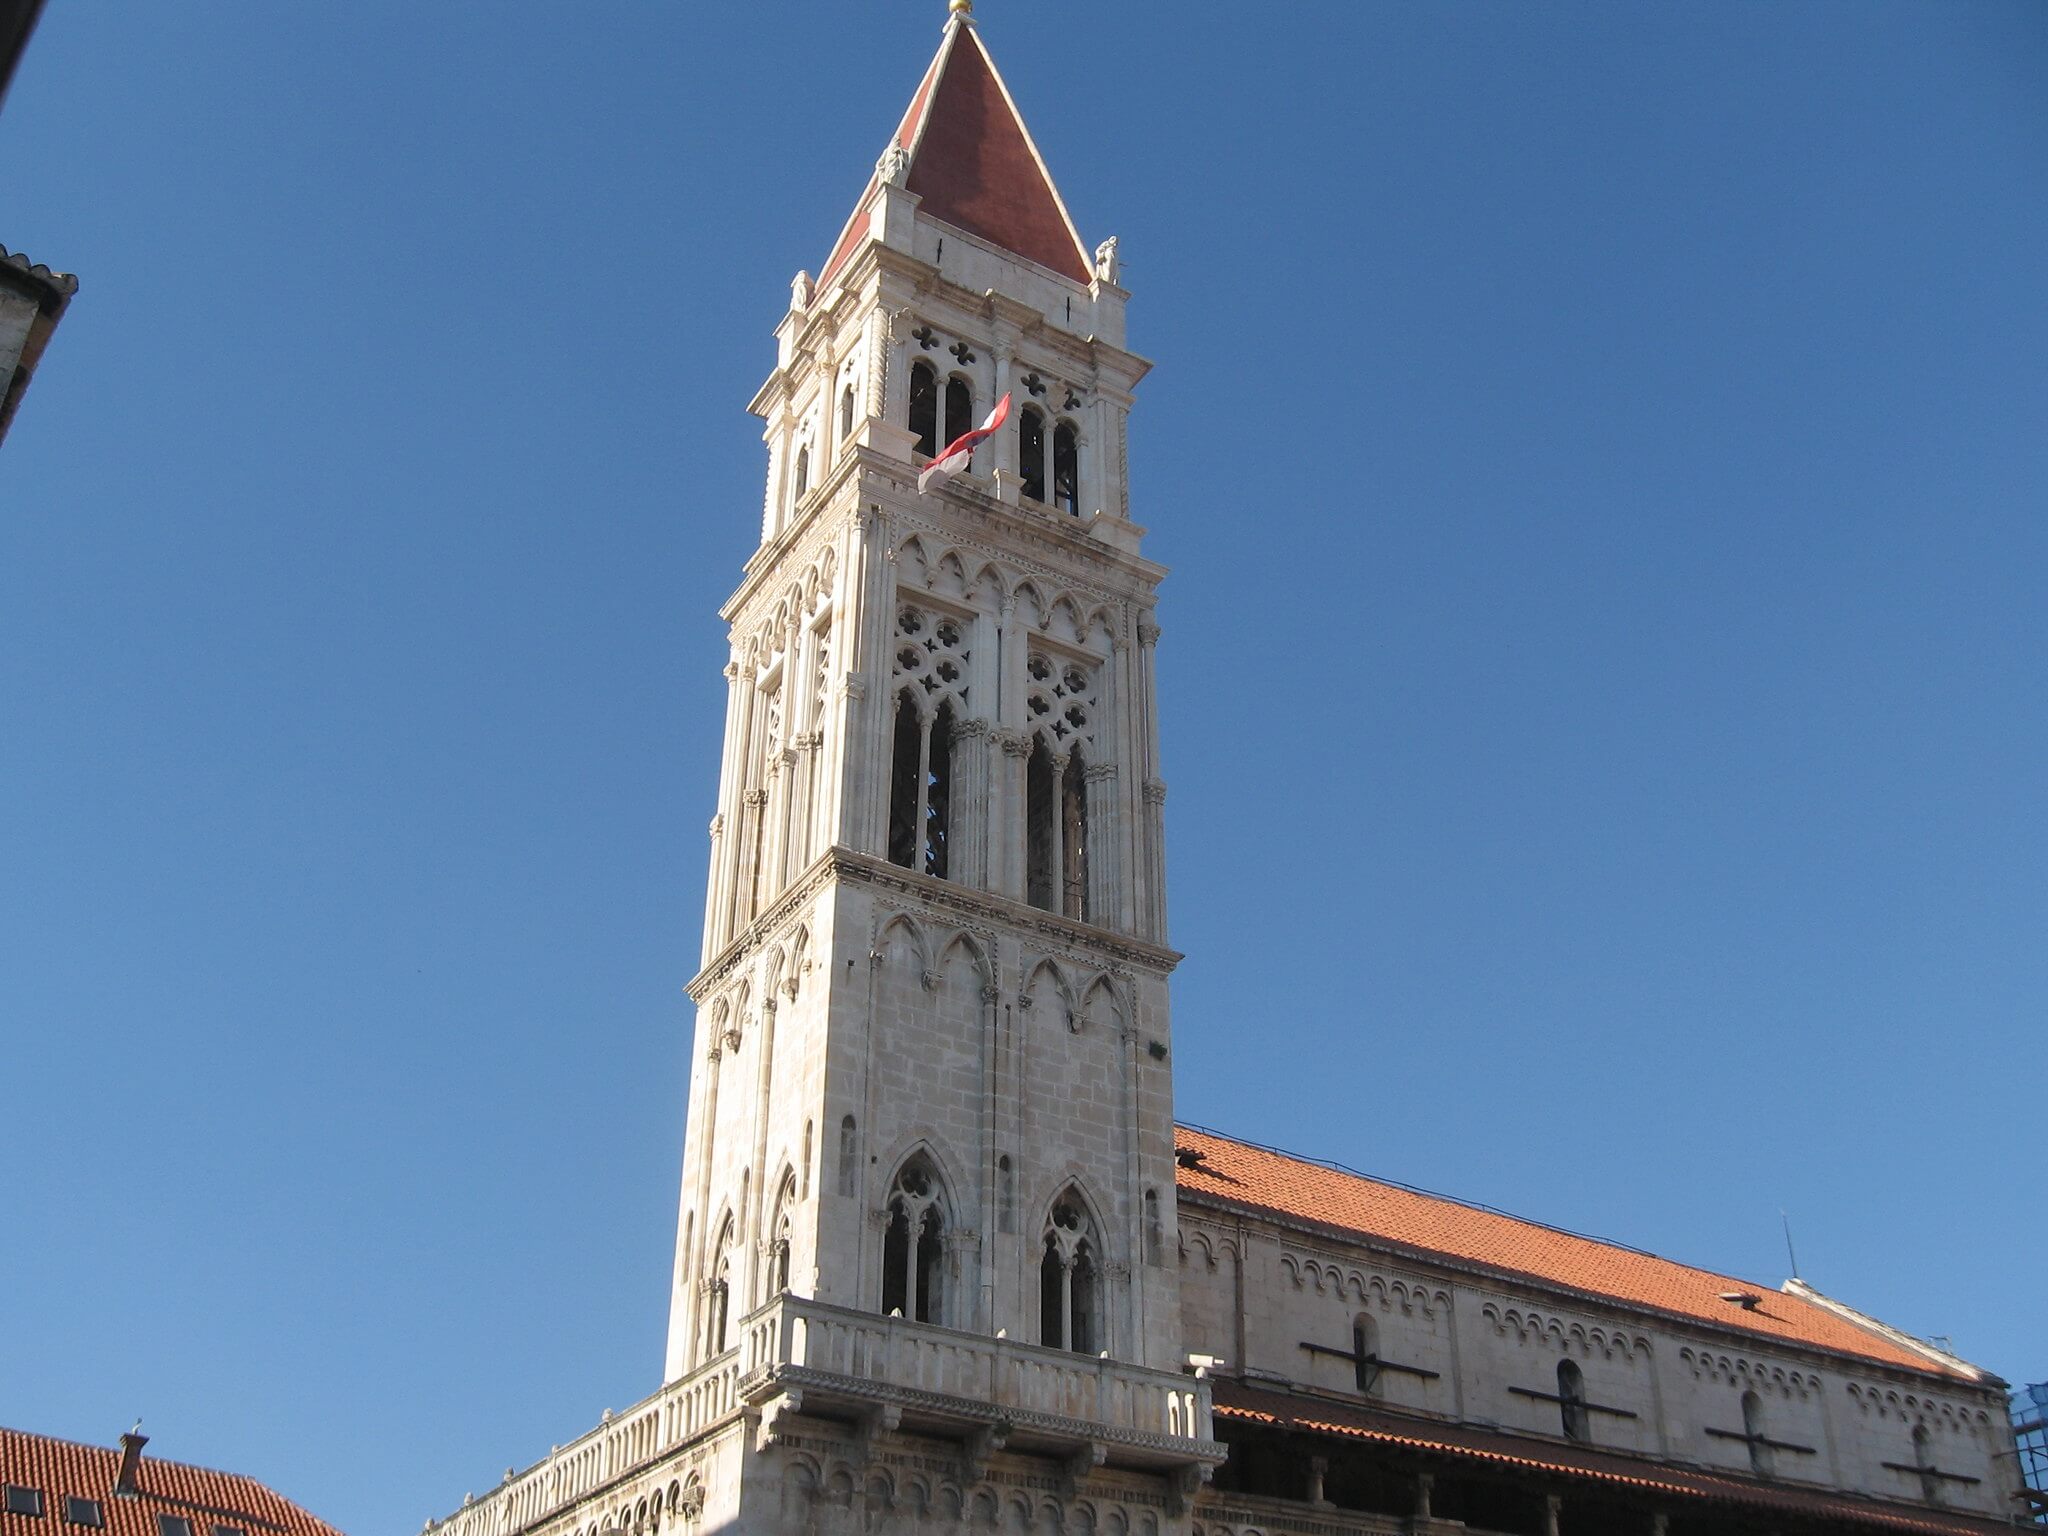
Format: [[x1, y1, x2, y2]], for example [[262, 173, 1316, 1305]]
[[908, 357, 1082, 515]]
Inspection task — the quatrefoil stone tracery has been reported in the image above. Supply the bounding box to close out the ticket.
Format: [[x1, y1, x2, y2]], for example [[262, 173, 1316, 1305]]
[[893, 604, 970, 712], [1026, 650, 1097, 752]]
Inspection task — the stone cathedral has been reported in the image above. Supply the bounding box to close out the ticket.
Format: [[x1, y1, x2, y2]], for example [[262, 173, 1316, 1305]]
[[422, 9, 2024, 1536]]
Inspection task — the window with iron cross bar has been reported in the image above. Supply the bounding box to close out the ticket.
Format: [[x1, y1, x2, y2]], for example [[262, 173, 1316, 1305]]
[[1507, 1386, 1639, 1418], [1300, 1323, 1439, 1396], [1880, 1461, 1982, 1486], [1704, 1427, 1817, 1455]]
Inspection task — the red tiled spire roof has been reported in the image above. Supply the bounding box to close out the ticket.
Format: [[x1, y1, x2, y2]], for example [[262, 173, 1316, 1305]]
[[1173, 1126, 1974, 1382], [0, 1428, 343, 1536], [817, 18, 1091, 289]]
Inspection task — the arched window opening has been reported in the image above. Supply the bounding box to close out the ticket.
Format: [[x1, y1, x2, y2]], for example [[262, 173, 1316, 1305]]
[[879, 1158, 947, 1324], [1061, 748, 1088, 921], [1039, 1194, 1100, 1354], [1019, 406, 1047, 502], [1052, 420, 1080, 515], [1742, 1390, 1772, 1477], [837, 1115, 859, 1198], [886, 690, 922, 869], [706, 1220, 734, 1356], [792, 445, 810, 502], [839, 384, 857, 440], [1352, 1313, 1382, 1395], [767, 1172, 797, 1301], [1143, 1188, 1162, 1266], [998, 1155, 1016, 1234], [1026, 738, 1057, 912], [945, 375, 973, 451], [925, 702, 954, 878], [908, 361, 938, 457], [1557, 1359, 1590, 1443], [1912, 1423, 1940, 1503]]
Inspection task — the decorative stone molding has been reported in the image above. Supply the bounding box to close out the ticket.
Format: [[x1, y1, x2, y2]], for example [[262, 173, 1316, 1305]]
[[1479, 1300, 1650, 1361], [1142, 780, 1168, 806], [1279, 1252, 1450, 1317]]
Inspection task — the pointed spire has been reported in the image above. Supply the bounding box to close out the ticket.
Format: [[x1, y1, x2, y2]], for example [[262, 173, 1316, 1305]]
[[817, 16, 1092, 290]]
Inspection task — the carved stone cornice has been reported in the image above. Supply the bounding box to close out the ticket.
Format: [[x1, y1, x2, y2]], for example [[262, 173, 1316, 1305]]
[[689, 848, 1181, 1000]]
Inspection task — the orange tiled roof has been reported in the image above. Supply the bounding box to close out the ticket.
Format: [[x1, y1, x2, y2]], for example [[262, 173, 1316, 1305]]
[[1173, 1126, 1967, 1381], [818, 19, 1091, 290], [1212, 1381, 2010, 1536], [0, 1429, 342, 1536]]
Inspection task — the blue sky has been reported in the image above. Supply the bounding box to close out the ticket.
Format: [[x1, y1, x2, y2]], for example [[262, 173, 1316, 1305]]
[[3, 4, 2043, 1532]]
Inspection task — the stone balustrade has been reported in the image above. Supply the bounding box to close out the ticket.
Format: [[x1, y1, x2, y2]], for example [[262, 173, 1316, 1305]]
[[425, 1295, 1219, 1536]]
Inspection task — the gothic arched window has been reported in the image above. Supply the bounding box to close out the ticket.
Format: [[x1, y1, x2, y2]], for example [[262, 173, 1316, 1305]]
[[767, 1172, 797, 1299], [1025, 737, 1056, 912], [1019, 405, 1047, 502], [1052, 419, 1079, 515], [792, 445, 810, 502], [706, 1218, 735, 1356], [908, 361, 938, 457], [840, 383, 857, 440], [1038, 1192, 1100, 1353], [945, 375, 973, 451], [1557, 1359, 1590, 1442], [1061, 748, 1088, 921], [879, 1158, 947, 1325], [887, 688, 922, 869]]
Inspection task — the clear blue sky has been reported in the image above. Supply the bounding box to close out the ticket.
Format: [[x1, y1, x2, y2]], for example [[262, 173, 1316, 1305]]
[[4, 4, 2043, 1532]]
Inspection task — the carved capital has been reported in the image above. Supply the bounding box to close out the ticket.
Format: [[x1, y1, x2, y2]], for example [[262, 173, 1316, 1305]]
[[1143, 779, 1168, 806], [723, 661, 741, 681], [980, 984, 1002, 1005], [996, 730, 1034, 759], [744, 789, 769, 807], [954, 716, 990, 740], [722, 1026, 743, 1055], [1083, 762, 1118, 784], [1137, 619, 1162, 646], [708, 814, 724, 839], [843, 673, 868, 701]]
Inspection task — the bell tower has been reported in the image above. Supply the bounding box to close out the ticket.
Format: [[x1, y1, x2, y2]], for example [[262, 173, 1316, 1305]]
[[656, 4, 1222, 1525]]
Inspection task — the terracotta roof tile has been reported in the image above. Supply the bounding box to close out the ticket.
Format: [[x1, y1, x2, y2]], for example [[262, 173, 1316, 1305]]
[[1174, 1126, 1968, 1381], [817, 21, 1090, 291], [1212, 1381, 2009, 1535], [0, 1429, 342, 1536]]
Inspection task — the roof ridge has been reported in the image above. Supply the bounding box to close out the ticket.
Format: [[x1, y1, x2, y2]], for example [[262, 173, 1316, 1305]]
[[0, 1427, 310, 1507]]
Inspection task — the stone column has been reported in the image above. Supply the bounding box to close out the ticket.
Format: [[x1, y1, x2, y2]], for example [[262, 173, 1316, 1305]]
[[952, 718, 992, 888], [1413, 1472, 1434, 1522], [1307, 1456, 1329, 1509], [1542, 1493, 1562, 1536]]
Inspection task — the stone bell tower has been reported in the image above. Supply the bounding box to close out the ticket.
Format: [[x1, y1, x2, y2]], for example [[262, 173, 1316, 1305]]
[[433, 9, 1223, 1535]]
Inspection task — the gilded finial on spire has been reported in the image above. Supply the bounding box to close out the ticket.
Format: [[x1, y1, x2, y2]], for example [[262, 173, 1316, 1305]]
[[949, 0, 973, 18]]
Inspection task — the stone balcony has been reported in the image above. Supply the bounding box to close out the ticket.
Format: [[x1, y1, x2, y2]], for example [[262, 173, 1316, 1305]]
[[424, 1296, 1224, 1536], [742, 1295, 1226, 1489]]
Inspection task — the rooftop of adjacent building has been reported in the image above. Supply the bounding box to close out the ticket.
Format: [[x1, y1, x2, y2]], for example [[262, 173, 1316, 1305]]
[[1172, 1124, 1987, 1384], [0, 1428, 342, 1536]]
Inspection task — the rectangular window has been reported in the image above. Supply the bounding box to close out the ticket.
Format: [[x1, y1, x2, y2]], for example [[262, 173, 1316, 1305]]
[[213, 1525, 246, 1536], [158, 1517, 193, 1536], [63, 1502, 102, 1529], [4, 1488, 44, 1518]]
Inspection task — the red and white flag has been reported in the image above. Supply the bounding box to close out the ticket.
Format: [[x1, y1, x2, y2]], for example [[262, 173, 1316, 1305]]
[[917, 392, 1012, 493]]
